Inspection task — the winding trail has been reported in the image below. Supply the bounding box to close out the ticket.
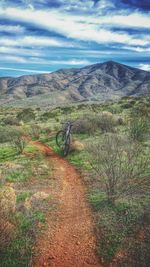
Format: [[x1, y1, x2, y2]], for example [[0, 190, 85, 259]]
[[32, 141, 102, 267]]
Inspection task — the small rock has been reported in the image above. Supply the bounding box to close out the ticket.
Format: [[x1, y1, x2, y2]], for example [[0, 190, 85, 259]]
[[76, 241, 80, 245], [48, 255, 55, 260], [32, 192, 49, 200], [101, 111, 113, 117], [73, 235, 77, 238], [86, 258, 97, 265], [70, 140, 85, 152]]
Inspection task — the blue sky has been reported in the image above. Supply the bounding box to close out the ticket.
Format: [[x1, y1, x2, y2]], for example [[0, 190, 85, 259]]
[[0, 0, 150, 77]]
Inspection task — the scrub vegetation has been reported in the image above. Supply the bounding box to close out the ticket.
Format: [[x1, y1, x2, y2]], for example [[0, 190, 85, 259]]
[[0, 95, 149, 266]]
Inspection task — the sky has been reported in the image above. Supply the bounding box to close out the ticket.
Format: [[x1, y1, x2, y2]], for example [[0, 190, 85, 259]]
[[0, 0, 150, 77]]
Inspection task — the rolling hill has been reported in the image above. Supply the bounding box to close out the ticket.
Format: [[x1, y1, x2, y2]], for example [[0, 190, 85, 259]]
[[0, 61, 150, 106]]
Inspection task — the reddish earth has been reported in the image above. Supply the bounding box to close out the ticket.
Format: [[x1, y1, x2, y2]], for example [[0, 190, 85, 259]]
[[32, 141, 102, 267]]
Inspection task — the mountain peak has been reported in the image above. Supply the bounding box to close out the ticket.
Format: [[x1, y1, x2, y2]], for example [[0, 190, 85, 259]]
[[0, 61, 149, 106], [103, 60, 117, 64], [89, 60, 128, 72], [102, 60, 128, 68]]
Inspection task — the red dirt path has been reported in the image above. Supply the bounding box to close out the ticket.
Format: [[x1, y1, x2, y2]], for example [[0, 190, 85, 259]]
[[32, 141, 102, 267]]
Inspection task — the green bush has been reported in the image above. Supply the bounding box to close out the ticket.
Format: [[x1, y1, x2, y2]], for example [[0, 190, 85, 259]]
[[3, 116, 20, 126], [73, 117, 93, 134], [96, 112, 116, 133], [12, 136, 27, 154], [0, 126, 26, 153], [0, 126, 21, 143], [28, 124, 41, 139], [17, 108, 35, 122], [73, 112, 116, 135], [121, 102, 133, 109], [129, 113, 150, 142]]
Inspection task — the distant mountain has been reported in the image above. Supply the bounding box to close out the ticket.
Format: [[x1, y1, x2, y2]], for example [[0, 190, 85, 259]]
[[0, 61, 150, 106]]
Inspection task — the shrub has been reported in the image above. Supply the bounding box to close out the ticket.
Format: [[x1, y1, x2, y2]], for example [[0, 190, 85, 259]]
[[0, 185, 16, 250], [12, 136, 27, 154], [28, 124, 41, 139], [0, 186, 16, 216], [121, 102, 133, 109], [0, 126, 20, 143], [96, 112, 116, 133], [17, 108, 35, 122], [41, 111, 54, 120], [114, 116, 125, 125], [73, 112, 116, 135], [0, 126, 27, 153], [103, 104, 123, 114], [115, 210, 150, 267], [3, 116, 20, 126], [73, 117, 93, 134], [41, 127, 52, 136], [129, 111, 150, 142], [0, 218, 15, 250], [88, 134, 149, 205]]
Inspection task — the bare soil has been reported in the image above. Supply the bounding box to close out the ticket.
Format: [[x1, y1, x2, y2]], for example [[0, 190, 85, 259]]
[[32, 141, 102, 267]]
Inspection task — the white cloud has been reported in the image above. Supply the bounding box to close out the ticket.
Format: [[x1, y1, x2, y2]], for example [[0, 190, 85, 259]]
[[138, 64, 150, 71], [0, 7, 149, 48], [0, 53, 90, 65], [0, 55, 27, 63], [23, 36, 75, 47], [0, 36, 76, 48], [21, 0, 34, 10], [27, 57, 91, 65], [59, 0, 94, 11], [81, 49, 126, 56], [0, 38, 18, 46], [94, 13, 150, 29], [0, 24, 25, 33], [0, 46, 41, 56], [28, 4, 34, 10], [0, 67, 50, 73], [122, 46, 150, 53], [95, 0, 115, 10], [51, 59, 91, 65]]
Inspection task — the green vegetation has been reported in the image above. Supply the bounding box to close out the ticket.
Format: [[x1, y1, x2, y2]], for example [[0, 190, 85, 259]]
[[16, 108, 35, 122], [0, 145, 17, 161], [0, 130, 53, 266], [0, 126, 27, 154], [57, 95, 149, 266], [0, 95, 149, 266], [16, 191, 31, 203], [0, 211, 46, 267], [129, 109, 150, 142]]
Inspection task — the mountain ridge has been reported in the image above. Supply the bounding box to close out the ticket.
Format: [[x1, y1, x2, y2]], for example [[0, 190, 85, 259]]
[[0, 61, 150, 106]]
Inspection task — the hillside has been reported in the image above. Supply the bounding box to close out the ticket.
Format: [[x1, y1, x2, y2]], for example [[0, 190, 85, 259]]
[[0, 61, 150, 106]]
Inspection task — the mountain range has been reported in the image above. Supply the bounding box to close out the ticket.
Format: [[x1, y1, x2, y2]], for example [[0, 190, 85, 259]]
[[0, 61, 150, 106]]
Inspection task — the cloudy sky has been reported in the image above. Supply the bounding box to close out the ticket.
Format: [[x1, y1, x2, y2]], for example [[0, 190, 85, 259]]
[[0, 0, 150, 76]]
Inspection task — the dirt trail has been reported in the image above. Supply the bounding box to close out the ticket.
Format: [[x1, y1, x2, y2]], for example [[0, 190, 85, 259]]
[[32, 141, 102, 267]]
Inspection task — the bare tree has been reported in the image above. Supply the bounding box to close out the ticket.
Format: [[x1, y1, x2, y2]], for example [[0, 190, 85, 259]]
[[88, 134, 149, 205]]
